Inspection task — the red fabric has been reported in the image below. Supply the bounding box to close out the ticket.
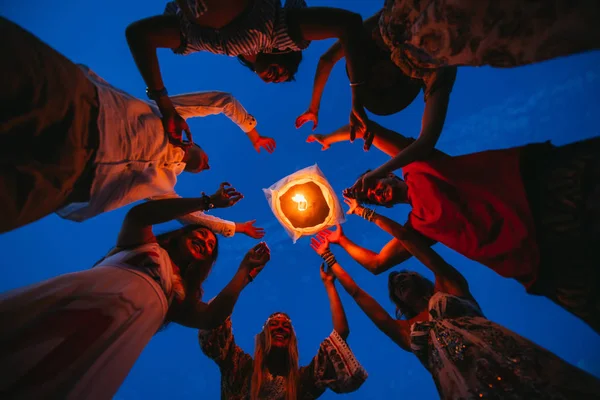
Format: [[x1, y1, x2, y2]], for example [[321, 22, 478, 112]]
[[404, 147, 540, 288]]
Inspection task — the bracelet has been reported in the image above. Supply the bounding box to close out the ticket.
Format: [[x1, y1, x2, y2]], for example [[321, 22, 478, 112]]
[[349, 81, 366, 87], [360, 207, 376, 222], [320, 249, 337, 268], [200, 192, 215, 211], [146, 87, 168, 101]]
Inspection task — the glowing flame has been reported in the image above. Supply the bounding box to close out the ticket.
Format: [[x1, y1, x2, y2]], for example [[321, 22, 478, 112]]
[[292, 193, 308, 211]]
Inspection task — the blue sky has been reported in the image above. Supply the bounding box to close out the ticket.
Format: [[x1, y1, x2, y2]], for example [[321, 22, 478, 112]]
[[1, 1, 600, 398]]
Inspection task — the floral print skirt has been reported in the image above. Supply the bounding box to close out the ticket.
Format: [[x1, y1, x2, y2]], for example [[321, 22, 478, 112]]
[[379, 0, 600, 79]]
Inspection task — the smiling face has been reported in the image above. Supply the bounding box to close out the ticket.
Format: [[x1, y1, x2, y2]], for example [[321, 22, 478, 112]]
[[388, 271, 434, 319], [266, 313, 293, 348], [178, 227, 217, 263]]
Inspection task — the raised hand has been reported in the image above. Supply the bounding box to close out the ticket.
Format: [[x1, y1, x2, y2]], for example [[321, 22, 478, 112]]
[[306, 134, 330, 151], [348, 170, 378, 197], [343, 196, 363, 216], [310, 232, 331, 256], [319, 262, 335, 284], [252, 136, 277, 154], [162, 110, 193, 147], [295, 109, 319, 131], [240, 242, 271, 280], [237, 220, 265, 239], [211, 182, 243, 208], [325, 223, 344, 244]]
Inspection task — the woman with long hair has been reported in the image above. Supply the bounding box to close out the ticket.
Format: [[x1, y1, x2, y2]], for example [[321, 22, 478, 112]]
[[310, 220, 600, 398], [199, 264, 367, 399], [296, 10, 455, 152], [0, 191, 271, 399], [125, 0, 370, 147]]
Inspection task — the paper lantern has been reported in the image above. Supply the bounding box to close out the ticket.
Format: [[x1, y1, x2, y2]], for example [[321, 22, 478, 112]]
[[263, 164, 345, 243]]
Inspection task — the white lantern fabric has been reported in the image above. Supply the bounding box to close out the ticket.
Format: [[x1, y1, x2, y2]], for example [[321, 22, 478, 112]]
[[263, 164, 345, 243]]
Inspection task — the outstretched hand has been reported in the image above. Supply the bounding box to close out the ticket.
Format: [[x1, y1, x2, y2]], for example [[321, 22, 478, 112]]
[[237, 220, 265, 239], [253, 136, 277, 154], [211, 182, 243, 208], [343, 196, 362, 216], [295, 109, 319, 130], [306, 134, 330, 151], [310, 231, 331, 256], [162, 111, 193, 147], [322, 224, 343, 244], [240, 242, 271, 280]]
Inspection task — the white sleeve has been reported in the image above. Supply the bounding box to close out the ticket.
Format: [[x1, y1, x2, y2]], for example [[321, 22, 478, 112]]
[[146, 192, 236, 237], [170, 91, 258, 133]]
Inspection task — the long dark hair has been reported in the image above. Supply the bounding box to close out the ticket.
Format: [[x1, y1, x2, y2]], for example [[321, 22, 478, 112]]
[[155, 224, 220, 301], [388, 270, 434, 320], [237, 51, 303, 82]]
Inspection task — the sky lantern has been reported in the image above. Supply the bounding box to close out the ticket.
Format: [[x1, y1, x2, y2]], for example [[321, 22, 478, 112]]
[[264, 164, 345, 243]]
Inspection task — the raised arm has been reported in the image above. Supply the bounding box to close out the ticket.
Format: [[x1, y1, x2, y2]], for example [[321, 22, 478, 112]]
[[311, 238, 410, 350], [170, 242, 271, 329], [296, 12, 381, 131], [324, 223, 414, 275], [288, 7, 368, 139], [368, 210, 470, 297], [116, 186, 240, 249], [126, 15, 192, 145], [307, 120, 449, 159], [319, 263, 349, 339], [360, 68, 457, 185]]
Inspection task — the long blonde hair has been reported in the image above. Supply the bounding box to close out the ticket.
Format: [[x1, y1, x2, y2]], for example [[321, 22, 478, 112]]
[[250, 312, 299, 400]]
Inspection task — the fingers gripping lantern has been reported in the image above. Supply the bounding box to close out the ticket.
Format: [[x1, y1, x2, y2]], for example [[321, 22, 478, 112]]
[[263, 164, 345, 243]]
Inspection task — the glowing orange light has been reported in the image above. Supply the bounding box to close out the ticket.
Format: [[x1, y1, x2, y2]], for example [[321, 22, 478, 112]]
[[292, 193, 308, 211]]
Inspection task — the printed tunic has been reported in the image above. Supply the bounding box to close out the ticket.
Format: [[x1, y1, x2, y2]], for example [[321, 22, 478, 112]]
[[199, 317, 367, 399]]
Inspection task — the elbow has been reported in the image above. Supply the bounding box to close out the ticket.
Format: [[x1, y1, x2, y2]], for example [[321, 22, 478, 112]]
[[336, 327, 350, 340]]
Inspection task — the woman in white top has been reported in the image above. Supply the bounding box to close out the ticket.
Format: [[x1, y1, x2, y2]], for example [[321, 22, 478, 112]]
[[0, 193, 271, 399]]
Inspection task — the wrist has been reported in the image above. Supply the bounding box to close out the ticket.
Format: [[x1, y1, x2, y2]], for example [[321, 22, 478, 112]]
[[320, 249, 337, 268], [234, 222, 246, 234]]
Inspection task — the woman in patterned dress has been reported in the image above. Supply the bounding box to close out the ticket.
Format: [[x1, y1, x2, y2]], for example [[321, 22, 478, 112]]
[[310, 219, 600, 399], [126, 0, 370, 147], [350, 0, 600, 191], [199, 264, 368, 399], [0, 192, 272, 399]]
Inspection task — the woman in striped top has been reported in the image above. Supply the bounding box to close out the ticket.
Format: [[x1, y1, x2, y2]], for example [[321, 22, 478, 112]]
[[126, 0, 370, 147]]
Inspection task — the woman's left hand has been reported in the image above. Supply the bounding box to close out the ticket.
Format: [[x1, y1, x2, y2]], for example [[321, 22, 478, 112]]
[[310, 232, 331, 256], [343, 196, 362, 216], [319, 262, 335, 284]]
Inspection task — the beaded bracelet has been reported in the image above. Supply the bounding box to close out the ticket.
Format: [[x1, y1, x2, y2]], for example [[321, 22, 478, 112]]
[[360, 207, 376, 222], [200, 192, 215, 211], [321, 249, 337, 268]]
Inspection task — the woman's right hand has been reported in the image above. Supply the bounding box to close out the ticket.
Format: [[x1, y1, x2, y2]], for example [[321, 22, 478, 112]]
[[239, 242, 271, 280], [306, 134, 330, 151], [295, 109, 319, 131], [210, 182, 243, 208], [310, 233, 331, 256], [161, 109, 193, 147], [343, 196, 363, 216]]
